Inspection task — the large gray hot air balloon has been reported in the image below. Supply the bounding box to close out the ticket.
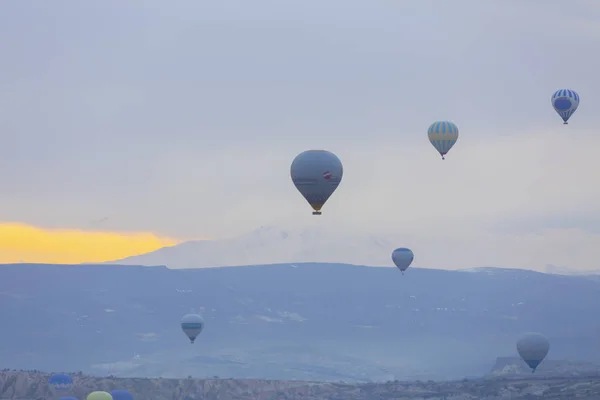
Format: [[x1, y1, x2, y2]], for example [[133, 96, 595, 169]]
[[391, 248, 414, 275], [181, 313, 204, 344], [517, 332, 550, 373], [290, 150, 343, 215]]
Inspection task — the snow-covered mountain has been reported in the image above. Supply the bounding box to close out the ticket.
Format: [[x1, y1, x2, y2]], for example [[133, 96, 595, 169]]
[[109, 226, 398, 268]]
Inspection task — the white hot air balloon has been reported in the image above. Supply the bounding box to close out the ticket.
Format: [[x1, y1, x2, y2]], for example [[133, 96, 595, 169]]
[[181, 313, 204, 344], [391, 248, 414, 275], [290, 150, 343, 215]]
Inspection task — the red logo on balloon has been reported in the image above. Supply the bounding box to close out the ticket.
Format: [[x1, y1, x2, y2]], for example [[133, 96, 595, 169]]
[[323, 171, 332, 180]]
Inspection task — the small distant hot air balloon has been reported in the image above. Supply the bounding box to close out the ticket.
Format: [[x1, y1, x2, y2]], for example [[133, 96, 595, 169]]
[[391, 248, 414, 275], [551, 89, 579, 124], [428, 121, 459, 160], [290, 150, 343, 215], [181, 313, 204, 344], [49, 373, 73, 391], [110, 390, 134, 400], [517, 332, 550, 373], [86, 392, 113, 400]]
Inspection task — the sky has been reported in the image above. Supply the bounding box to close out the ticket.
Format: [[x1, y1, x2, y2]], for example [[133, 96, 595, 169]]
[[0, 0, 599, 269]]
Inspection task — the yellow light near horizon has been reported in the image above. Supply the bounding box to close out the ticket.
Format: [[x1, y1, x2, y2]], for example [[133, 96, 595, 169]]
[[0, 222, 179, 264]]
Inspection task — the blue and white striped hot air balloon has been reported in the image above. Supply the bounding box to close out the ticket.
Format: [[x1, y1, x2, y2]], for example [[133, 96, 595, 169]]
[[427, 121, 459, 160], [551, 89, 579, 124]]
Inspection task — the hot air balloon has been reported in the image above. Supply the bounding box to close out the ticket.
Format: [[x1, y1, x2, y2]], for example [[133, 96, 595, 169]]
[[110, 390, 133, 400], [290, 150, 343, 215], [391, 248, 414, 275], [551, 89, 579, 124], [181, 313, 204, 344], [49, 373, 73, 391], [428, 121, 459, 160], [87, 392, 113, 400], [110, 389, 133, 400], [517, 332, 550, 373]]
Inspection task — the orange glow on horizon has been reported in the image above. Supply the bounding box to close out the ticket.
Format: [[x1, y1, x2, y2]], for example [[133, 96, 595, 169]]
[[0, 222, 181, 264]]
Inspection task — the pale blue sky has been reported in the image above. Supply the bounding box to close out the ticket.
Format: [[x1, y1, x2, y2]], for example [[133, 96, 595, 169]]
[[0, 0, 599, 271]]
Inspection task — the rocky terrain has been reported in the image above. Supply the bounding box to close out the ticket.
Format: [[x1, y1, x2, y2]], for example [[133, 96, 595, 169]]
[[2, 370, 600, 400], [489, 356, 600, 378]]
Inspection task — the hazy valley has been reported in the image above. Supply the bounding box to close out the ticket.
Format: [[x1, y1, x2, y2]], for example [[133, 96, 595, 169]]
[[2, 261, 600, 383]]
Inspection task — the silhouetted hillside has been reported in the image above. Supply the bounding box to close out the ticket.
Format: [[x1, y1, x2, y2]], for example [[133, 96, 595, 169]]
[[1, 263, 600, 381]]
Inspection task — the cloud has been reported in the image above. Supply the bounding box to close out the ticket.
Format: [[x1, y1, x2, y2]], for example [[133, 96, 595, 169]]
[[0, 0, 598, 270], [0, 223, 178, 264]]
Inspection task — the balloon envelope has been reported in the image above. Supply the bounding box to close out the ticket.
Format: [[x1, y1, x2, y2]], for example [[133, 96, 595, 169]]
[[551, 89, 579, 124], [391, 248, 414, 273], [87, 392, 113, 400], [49, 373, 73, 390], [290, 150, 343, 215], [181, 313, 204, 343], [110, 390, 134, 400], [427, 121, 459, 159], [517, 332, 550, 372]]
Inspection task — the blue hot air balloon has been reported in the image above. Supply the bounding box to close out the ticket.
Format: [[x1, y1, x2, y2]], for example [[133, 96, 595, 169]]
[[391, 248, 414, 275], [517, 332, 550, 373], [290, 150, 343, 215], [427, 121, 459, 160], [111, 390, 134, 400], [49, 373, 73, 391], [551, 89, 579, 124]]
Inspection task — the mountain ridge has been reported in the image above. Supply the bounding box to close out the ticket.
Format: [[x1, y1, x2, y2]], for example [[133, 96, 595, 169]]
[[105, 226, 600, 275], [105, 225, 400, 269]]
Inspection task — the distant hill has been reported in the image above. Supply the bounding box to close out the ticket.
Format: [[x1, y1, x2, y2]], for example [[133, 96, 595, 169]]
[[2, 370, 600, 400], [107, 225, 397, 268], [1, 263, 600, 382], [544, 264, 600, 276]]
